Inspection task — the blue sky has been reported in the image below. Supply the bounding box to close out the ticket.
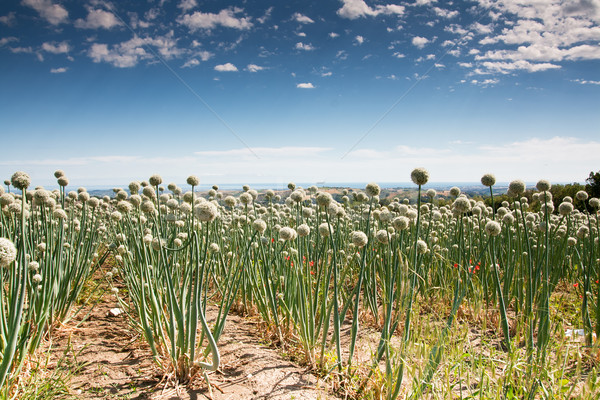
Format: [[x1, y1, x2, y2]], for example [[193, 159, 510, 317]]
[[1, 0, 599, 188]]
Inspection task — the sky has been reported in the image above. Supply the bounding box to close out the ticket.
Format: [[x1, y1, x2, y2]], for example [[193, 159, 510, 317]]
[[1, 0, 599, 189]]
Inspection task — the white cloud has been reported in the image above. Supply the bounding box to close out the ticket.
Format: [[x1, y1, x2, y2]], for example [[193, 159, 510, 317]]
[[355, 35, 365, 45], [393, 52, 405, 58], [22, 0, 68, 25], [182, 58, 200, 68], [475, 60, 562, 74], [412, 36, 430, 48], [50, 67, 67, 73], [41, 41, 69, 54], [337, 0, 405, 19], [295, 42, 315, 51], [0, 12, 16, 26], [178, 8, 253, 31], [292, 12, 314, 24], [321, 71, 332, 77], [0, 37, 18, 47], [88, 34, 184, 68], [572, 78, 600, 85], [246, 64, 264, 72], [75, 9, 121, 30], [214, 62, 238, 72], [472, 0, 600, 74], [178, 0, 197, 12], [296, 82, 315, 89], [470, 78, 499, 86], [433, 7, 459, 18], [329, 32, 339, 38], [296, 31, 306, 37]]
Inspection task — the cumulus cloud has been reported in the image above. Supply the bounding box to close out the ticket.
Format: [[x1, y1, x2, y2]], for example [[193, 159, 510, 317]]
[[214, 62, 238, 71], [470, 0, 600, 74], [0, 37, 18, 47], [178, 0, 197, 12], [337, 0, 405, 19], [41, 41, 70, 54], [88, 34, 184, 68], [75, 9, 121, 29], [355, 35, 365, 45], [433, 7, 458, 18], [296, 82, 315, 88], [329, 32, 339, 38], [0, 12, 16, 26], [295, 42, 315, 51], [50, 67, 67, 73], [22, 0, 68, 25], [246, 64, 264, 72], [411, 36, 430, 48], [178, 7, 253, 31], [292, 12, 314, 23]]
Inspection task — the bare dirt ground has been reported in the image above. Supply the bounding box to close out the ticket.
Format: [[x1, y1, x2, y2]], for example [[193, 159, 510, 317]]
[[43, 287, 337, 400]]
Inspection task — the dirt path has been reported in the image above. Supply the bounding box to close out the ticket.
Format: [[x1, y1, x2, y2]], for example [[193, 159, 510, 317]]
[[45, 288, 336, 399]]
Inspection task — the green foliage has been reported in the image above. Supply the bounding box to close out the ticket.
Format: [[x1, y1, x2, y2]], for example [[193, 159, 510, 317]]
[[586, 170, 600, 198]]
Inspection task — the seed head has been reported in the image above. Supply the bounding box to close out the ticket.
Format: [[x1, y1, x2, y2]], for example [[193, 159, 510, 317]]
[[365, 182, 381, 197], [297, 224, 310, 237], [11, 171, 31, 190], [0, 237, 17, 268], [576, 190, 589, 201], [508, 180, 526, 197], [536, 179, 551, 192], [187, 175, 200, 186], [410, 167, 429, 186], [485, 220, 501, 236], [481, 173, 496, 187], [149, 174, 162, 186], [350, 231, 368, 248], [279, 226, 297, 241]]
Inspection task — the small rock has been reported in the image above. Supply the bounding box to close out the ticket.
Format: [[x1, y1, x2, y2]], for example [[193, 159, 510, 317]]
[[108, 308, 123, 317]]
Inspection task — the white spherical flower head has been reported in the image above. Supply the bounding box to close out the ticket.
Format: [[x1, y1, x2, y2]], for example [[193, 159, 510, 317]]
[[452, 197, 471, 214], [53, 209, 68, 220], [287, 182, 296, 190], [129, 181, 141, 194], [318, 222, 333, 237], [448, 187, 460, 198], [149, 174, 163, 187], [187, 175, 200, 186], [375, 229, 389, 244], [0, 237, 18, 268], [290, 190, 304, 203], [576, 190, 589, 201], [194, 202, 219, 222], [239, 192, 253, 205], [426, 188, 436, 198], [589, 197, 600, 209], [351, 231, 368, 248], [558, 202, 574, 216], [316, 192, 332, 208], [297, 224, 310, 237], [57, 176, 69, 187], [365, 182, 381, 197], [224, 195, 236, 207], [416, 240, 428, 254], [567, 237, 577, 246], [392, 216, 410, 231], [481, 173, 496, 187], [536, 179, 551, 192], [32, 273, 43, 283], [11, 171, 31, 190], [209, 243, 220, 253], [411, 167, 429, 186], [54, 169, 65, 178], [279, 226, 297, 241], [485, 220, 502, 237], [508, 180, 526, 197], [252, 219, 267, 233]]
